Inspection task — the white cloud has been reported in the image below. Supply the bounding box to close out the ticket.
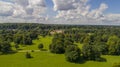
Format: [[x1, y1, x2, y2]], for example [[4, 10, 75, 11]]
[[29, 0, 46, 7], [53, 0, 90, 19], [13, 0, 46, 16], [0, 0, 47, 22], [52, 0, 110, 24], [52, 0, 75, 11], [14, 0, 29, 7], [12, 4, 26, 18], [103, 14, 120, 23], [0, 1, 14, 16], [87, 3, 108, 19], [52, 0, 88, 11], [0, 0, 120, 25]]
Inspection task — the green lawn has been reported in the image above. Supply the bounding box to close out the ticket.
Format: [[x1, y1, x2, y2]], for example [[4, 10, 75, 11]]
[[0, 36, 120, 67], [0, 52, 120, 67], [11, 36, 53, 50]]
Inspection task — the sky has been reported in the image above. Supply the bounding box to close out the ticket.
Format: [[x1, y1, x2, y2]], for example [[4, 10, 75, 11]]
[[0, 0, 120, 25]]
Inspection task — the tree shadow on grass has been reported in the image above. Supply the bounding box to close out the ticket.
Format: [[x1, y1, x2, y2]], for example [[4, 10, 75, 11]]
[[75, 57, 87, 64], [17, 48, 23, 50], [73, 57, 107, 64], [40, 49, 48, 51], [0, 51, 17, 55], [26, 56, 34, 59], [95, 57, 107, 62], [69, 57, 87, 64]]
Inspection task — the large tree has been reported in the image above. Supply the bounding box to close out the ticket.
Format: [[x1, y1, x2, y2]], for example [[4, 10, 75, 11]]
[[82, 43, 101, 60], [49, 42, 65, 54], [65, 45, 81, 62], [107, 35, 120, 55], [95, 42, 108, 55], [0, 41, 12, 53]]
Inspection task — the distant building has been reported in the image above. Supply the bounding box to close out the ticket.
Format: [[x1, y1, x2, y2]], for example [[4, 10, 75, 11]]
[[50, 30, 64, 35]]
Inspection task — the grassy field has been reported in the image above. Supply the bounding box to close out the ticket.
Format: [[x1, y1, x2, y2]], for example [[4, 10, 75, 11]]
[[0, 36, 120, 67], [11, 36, 53, 50]]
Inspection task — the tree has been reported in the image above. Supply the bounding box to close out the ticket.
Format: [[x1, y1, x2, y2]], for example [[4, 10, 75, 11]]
[[25, 52, 32, 58], [49, 37, 65, 54], [108, 40, 120, 55], [0, 41, 12, 53], [115, 41, 120, 55], [95, 42, 108, 55], [107, 35, 119, 46], [14, 34, 22, 44], [65, 45, 81, 62], [64, 39, 74, 48], [38, 43, 44, 50], [101, 34, 108, 42], [14, 33, 33, 45], [82, 43, 101, 60], [83, 35, 95, 44], [49, 43, 65, 54], [107, 35, 120, 55], [15, 44, 19, 50], [22, 35, 32, 45]]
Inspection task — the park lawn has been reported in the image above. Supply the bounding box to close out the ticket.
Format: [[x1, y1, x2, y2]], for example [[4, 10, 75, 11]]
[[11, 36, 53, 50], [21, 36, 53, 50], [1, 36, 120, 67], [0, 51, 120, 67]]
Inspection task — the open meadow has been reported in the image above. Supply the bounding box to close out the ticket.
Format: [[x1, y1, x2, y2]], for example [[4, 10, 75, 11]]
[[0, 36, 119, 67]]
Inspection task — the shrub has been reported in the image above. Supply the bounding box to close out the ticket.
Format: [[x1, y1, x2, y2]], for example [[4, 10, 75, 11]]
[[38, 43, 44, 50], [26, 52, 32, 58]]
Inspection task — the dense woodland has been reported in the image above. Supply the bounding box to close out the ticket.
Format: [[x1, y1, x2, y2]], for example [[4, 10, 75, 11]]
[[0, 23, 120, 64]]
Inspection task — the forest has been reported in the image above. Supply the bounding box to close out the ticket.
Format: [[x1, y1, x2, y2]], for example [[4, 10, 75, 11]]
[[0, 23, 120, 67]]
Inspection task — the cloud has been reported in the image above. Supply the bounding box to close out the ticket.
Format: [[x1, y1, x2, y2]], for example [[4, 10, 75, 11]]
[[0, 1, 14, 16], [87, 3, 108, 19], [12, 5, 26, 18], [13, 0, 46, 7], [52, 0, 75, 11], [52, 0, 110, 24], [53, 0, 90, 20], [29, 0, 46, 7], [103, 14, 120, 24], [0, 0, 47, 22], [0, 0, 120, 25], [14, 0, 29, 7], [52, 0, 88, 11], [13, 0, 46, 16]]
